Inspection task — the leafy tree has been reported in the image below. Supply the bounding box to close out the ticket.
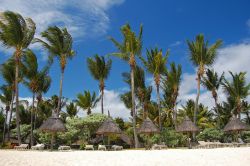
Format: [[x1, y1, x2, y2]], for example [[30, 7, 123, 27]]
[[201, 69, 224, 127], [87, 55, 112, 114], [222, 71, 250, 118], [141, 47, 168, 130], [34, 26, 75, 116], [162, 62, 182, 126], [0, 11, 36, 144], [109, 24, 143, 148], [187, 34, 222, 127], [76, 91, 99, 115]]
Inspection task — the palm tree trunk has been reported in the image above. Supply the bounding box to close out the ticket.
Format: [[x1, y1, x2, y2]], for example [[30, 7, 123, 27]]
[[7, 91, 15, 141], [2, 108, 8, 145], [156, 84, 161, 131], [15, 54, 21, 145], [213, 94, 220, 128], [57, 70, 64, 117], [193, 74, 201, 141], [131, 65, 139, 148], [100, 81, 104, 114], [30, 93, 35, 146]]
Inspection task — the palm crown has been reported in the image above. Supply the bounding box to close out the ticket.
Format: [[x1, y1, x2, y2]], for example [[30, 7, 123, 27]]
[[76, 91, 99, 115]]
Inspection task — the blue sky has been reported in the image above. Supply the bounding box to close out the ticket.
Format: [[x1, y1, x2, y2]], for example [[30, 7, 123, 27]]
[[0, 0, 250, 118]]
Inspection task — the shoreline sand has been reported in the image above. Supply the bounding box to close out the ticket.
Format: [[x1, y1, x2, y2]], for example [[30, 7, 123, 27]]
[[1, 147, 250, 166]]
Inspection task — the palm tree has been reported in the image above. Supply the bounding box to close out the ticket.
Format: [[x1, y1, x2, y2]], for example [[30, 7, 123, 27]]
[[66, 102, 78, 118], [187, 34, 222, 127], [201, 69, 224, 127], [109, 23, 143, 147], [178, 99, 214, 130], [141, 47, 168, 130], [34, 26, 75, 116], [76, 91, 99, 115], [162, 62, 182, 127], [0, 85, 12, 144], [0, 11, 36, 144], [222, 71, 250, 119], [87, 55, 112, 114], [0, 59, 15, 140], [22, 49, 51, 146]]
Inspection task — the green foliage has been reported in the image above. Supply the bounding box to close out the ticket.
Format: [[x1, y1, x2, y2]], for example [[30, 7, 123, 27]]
[[11, 124, 31, 140], [76, 91, 99, 115], [197, 128, 224, 141], [150, 128, 187, 147], [242, 131, 250, 143]]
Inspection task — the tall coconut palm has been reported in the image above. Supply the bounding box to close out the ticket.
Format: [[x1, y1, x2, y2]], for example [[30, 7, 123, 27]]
[[76, 91, 99, 115], [201, 69, 224, 127], [87, 55, 112, 114], [0, 85, 12, 144], [22, 49, 50, 145], [34, 26, 75, 116], [141, 47, 168, 130], [0, 59, 15, 140], [162, 62, 182, 127], [187, 34, 222, 127], [109, 23, 143, 147], [0, 11, 36, 144], [222, 71, 250, 119]]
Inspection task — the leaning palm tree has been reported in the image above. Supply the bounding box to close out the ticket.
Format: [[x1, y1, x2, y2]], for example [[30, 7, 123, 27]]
[[109, 23, 143, 147], [76, 91, 99, 115], [141, 47, 168, 130], [0, 11, 36, 144], [222, 71, 250, 119], [187, 34, 222, 127], [162, 62, 182, 126], [201, 69, 224, 127], [0, 85, 12, 144], [87, 55, 112, 114], [22, 49, 51, 146], [33, 26, 75, 116]]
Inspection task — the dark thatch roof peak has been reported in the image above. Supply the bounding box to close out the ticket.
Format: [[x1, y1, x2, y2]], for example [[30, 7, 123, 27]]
[[138, 117, 160, 134], [176, 116, 199, 133], [39, 112, 66, 132], [224, 116, 249, 132], [96, 118, 122, 135]]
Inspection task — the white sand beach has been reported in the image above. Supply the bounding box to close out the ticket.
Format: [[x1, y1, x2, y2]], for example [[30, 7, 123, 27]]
[[1, 147, 250, 166]]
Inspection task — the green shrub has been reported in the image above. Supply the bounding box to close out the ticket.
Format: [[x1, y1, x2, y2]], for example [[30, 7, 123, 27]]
[[197, 128, 224, 141], [242, 131, 250, 143], [150, 128, 187, 147]]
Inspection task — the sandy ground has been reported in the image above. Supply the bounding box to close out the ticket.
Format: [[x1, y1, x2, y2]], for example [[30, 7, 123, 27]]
[[1, 147, 250, 166]]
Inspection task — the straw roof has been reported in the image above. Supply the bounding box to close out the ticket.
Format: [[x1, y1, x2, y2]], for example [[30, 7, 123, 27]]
[[224, 116, 249, 132], [138, 117, 160, 134], [96, 118, 122, 135], [176, 116, 199, 133], [39, 113, 66, 132]]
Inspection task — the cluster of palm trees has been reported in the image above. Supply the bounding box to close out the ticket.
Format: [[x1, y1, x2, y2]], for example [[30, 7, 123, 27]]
[[0, 11, 250, 148]]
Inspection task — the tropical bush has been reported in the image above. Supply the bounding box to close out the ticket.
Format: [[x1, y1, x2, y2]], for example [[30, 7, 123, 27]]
[[197, 128, 224, 141], [150, 128, 187, 147]]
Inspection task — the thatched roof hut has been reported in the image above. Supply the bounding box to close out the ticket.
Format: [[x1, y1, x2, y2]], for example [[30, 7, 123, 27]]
[[224, 116, 249, 132], [40, 113, 66, 132], [138, 117, 160, 134], [176, 116, 199, 133], [96, 118, 122, 135]]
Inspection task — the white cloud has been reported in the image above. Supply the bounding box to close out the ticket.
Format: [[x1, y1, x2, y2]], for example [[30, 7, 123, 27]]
[[0, 0, 124, 39], [178, 42, 250, 108], [169, 41, 182, 47]]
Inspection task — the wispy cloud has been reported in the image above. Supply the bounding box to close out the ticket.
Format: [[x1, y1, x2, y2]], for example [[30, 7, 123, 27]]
[[0, 0, 124, 39], [169, 41, 182, 47]]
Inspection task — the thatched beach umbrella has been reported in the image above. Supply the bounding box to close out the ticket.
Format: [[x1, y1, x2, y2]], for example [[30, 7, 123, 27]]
[[96, 118, 122, 145], [138, 117, 160, 149], [138, 117, 160, 134], [224, 116, 249, 142], [40, 112, 66, 150], [176, 116, 199, 148]]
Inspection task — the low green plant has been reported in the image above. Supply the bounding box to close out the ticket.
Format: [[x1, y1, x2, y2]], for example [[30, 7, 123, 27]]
[[197, 128, 224, 141]]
